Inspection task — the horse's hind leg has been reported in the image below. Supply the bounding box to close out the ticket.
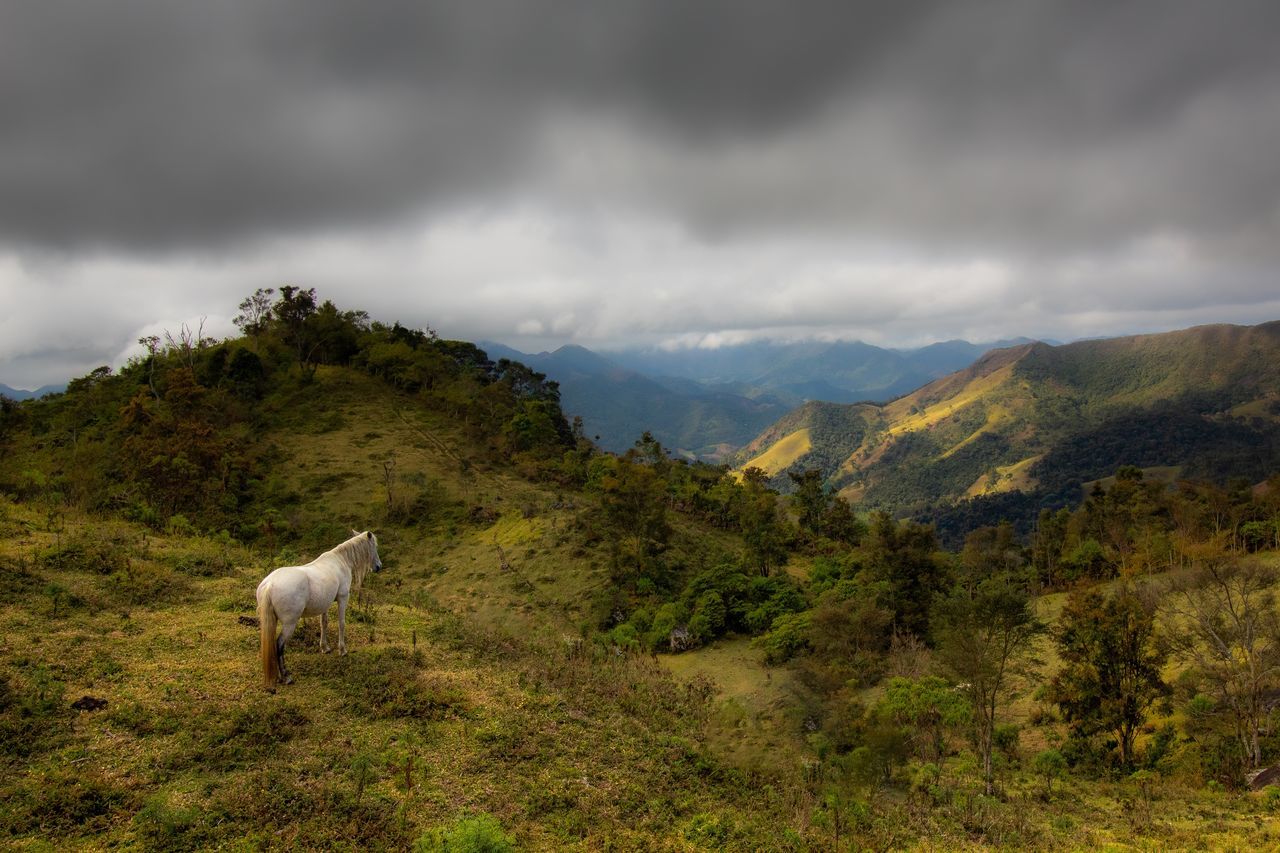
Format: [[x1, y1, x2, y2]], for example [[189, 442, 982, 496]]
[[276, 616, 300, 685], [320, 611, 331, 653]]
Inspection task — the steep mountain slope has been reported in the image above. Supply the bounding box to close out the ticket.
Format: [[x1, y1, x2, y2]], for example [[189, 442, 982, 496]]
[[737, 322, 1280, 513]]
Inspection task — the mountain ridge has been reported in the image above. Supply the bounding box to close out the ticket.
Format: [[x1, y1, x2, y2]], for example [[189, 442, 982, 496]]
[[486, 337, 1029, 457], [736, 321, 1280, 517]]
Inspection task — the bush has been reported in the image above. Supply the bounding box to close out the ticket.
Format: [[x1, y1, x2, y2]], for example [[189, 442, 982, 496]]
[[755, 611, 811, 664], [1032, 749, 1066, 798], [609, 622, 639, 650], [415, 813, 515, 852]]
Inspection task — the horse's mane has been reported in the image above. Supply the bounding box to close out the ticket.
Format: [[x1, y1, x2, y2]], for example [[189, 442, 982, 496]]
[[329, 531, 376, 590]]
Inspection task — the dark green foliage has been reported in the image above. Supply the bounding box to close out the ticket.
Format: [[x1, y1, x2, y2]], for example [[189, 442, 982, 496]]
[[864, 513, 944, 638], [224, 347, 267, 399], [789, 468, 829, 533], [1049, 585, 1167, 768], [738, 468, 790, 576], [591, 452, 672, 585], [800, 577, 894, 691]]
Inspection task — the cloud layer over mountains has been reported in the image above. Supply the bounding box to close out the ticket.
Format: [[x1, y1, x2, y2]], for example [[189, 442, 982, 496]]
[[3, 1, 1279, 386]]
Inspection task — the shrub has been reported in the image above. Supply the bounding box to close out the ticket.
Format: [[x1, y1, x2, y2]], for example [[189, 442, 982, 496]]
[[415, 813, 516, 853], [755, 611, 811, 664], [1032, 749, 1066, 799]]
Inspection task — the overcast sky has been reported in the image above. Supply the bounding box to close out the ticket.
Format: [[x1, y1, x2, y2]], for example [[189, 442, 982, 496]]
[[2, 1, 1279, 388]]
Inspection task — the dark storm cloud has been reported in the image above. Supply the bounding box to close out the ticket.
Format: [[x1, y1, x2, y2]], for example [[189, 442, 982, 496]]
[[15, 0, 1277, 254], [0, 0, 939, 249], [4, 0, 1279, 255], [3, 1, 1280, 387]]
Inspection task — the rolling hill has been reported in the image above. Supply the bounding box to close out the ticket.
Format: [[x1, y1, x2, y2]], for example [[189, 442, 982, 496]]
[[736, 321, 1280, 522]]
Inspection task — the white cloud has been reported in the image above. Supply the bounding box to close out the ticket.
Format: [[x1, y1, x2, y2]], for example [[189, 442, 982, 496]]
[[4, 203, 1276, 388]]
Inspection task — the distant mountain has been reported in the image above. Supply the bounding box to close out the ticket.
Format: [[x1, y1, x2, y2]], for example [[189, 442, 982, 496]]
[[486, 337, 1031, 458], [0, 382, 65, 401], [480, 343, 792, 458], [735, 322, 1280, 527], [606, 338, 1028, 404]]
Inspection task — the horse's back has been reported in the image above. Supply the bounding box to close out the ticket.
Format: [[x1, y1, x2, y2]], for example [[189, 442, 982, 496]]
[[263, 561, 345, 617], [258, 565, 313, 616]]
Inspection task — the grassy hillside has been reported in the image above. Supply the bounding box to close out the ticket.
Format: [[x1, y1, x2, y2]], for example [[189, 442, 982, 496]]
[[10, 498, 1280, 850], [8, 297, 1280, 850], [0, 362, 803, 849], [734, 322, 1280, 522], [0, 503, 798, 850]]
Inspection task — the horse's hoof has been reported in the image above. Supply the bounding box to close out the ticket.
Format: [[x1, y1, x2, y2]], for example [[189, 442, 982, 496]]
[[282, 675, 294, 685]]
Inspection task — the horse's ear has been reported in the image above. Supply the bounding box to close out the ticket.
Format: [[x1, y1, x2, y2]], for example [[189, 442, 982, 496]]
[[366, 531, 373, 539], [351, 528, 360, 536]]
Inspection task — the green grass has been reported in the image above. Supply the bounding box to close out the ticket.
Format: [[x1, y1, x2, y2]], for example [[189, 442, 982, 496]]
[[8, 360, 1280, 850]]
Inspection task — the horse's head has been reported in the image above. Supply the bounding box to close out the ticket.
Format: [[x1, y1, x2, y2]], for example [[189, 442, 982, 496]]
[[354, 529, 383, 573]]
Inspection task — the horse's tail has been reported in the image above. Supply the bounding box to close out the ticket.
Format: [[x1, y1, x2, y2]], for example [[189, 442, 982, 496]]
[[258, 587, 280, 690]]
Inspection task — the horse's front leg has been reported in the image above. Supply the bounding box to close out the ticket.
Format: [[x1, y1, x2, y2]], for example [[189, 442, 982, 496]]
[[337, 593, 349, 656], [320, 611, 331, 653]]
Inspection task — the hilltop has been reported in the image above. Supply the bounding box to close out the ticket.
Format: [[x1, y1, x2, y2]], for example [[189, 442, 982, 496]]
[[736, 321, 1280, 528]]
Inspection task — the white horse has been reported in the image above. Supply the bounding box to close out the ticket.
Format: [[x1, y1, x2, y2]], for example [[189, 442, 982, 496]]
[[257, 530, 382, 689]]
